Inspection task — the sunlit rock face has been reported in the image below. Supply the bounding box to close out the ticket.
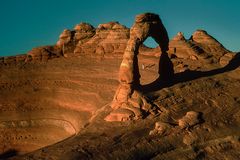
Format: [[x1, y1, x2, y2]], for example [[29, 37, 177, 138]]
[[0, 56, 118, 155], [74, 22, 130, 56], [169, 32, 198, 59], [191, 30, 229, 60], [105, 13, 170, 122], [55, 21, 130, 57], [0, 118, 76, 154], [0, 22, 232, 66], [167, 30, 231, 63], [0, 12, 237, 158]]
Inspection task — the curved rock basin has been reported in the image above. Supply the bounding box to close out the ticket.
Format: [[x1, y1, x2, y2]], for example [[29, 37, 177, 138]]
[[0, 57, 121, 156], [0, 55, 161, 156], [0, 108, 85, 155]]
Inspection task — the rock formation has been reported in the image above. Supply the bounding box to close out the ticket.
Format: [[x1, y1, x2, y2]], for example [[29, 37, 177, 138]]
[[26, 46, 62, 62], [105, 13, 172, 122], [219, 52, 235, 66], [168, 32, 203, 60], [167, 30, 232, 63], [56, 23, 96, 57], [0, 12, 239, 159], [178, 111, 201, 129], [0, 20, 232, 66], [191, 30, 230, 61], [74, 22, 129, 56], [149, 121, 171, 136]]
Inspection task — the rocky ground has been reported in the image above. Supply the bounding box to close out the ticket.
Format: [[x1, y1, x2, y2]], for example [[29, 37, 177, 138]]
[[0, 16, 240, 159], [0, 52, 239, 160]]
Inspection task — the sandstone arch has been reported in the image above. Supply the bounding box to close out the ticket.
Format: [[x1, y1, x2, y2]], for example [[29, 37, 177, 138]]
[[105, 13, 172, 122]]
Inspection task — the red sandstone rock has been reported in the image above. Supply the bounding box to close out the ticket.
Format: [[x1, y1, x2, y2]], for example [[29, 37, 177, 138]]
[[149, 121, 171, 136], [191, 30, 229, 59], [178, 111, 201, 129], [74, 22, 129, 56], [106, 13, 169, 121], [26, 46, 62, 62], [169, 32, 204, 59], [219, 52, 235, 66], [104, 108, 135, 122]]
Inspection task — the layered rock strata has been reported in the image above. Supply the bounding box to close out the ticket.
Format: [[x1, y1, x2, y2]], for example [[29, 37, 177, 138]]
[[105, 13, 172, 121], [190, 30, 230, 61], [169, 32, 204, 60], [74, 22, 129, 56], [0, 22, 232, 66]]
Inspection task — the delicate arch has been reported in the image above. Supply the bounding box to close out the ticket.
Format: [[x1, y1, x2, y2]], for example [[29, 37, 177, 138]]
[[106, 13, 172, 122]]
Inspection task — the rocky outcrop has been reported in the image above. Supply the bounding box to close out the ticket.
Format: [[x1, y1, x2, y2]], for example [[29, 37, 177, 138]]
[[219, 52, 235, 66], [0, 54, 28, 65], [55, 22, 130, 57], [26, 46, 62, 62], [149, 121, 172, 136], [105, 13, 171, 121], [0, 17, 233, 65], [168, 32, 210, 60], [191, 30, 229, 60], [166, 30, 232, 63], [56, 29, 74, 46], [74, 22, 129, 56], [169, 32, 200, 59], [178, 111, 202, 129], [56, 23, 95, 57], [74, 22, 95, 42]]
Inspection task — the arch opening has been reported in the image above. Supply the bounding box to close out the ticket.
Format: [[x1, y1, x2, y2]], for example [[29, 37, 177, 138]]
[[143, 37, 159, 49], [107, 13, 173, 122]]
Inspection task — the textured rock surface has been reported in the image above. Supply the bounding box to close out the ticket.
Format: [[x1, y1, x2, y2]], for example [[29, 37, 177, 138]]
[[219, 52, 235, 66], [178, 111, 201, 129], [74, 22, 129, 56], [0, 21, 232, 66], [0, 57, 120, 155], [169, 32, 204, 59], [56, 23, 95, 57], [149, 121, 171, 136], [191, 30, 229, 60], [0, 13, 239, 160], [106, 13, 171, 121]]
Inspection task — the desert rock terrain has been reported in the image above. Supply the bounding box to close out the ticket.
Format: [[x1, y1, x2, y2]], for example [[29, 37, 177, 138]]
[[0, 13, 240, 160]]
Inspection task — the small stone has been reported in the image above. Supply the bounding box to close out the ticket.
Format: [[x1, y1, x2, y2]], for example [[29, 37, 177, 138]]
[[219, 52, 234, 66], [178, 111, 201, 129], [104, 108, 135, 122], [149, 121, 171, 136]]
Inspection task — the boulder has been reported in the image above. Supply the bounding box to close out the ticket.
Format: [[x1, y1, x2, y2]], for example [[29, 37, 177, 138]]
[[104, 108, 135, 122], [27, 47, 50, 61], [219, 52, 235, 66], [74, 23, 95, 42], [178, 111, 201, 129], [149, 121, 171, 136], [56, 29, 73, 46]]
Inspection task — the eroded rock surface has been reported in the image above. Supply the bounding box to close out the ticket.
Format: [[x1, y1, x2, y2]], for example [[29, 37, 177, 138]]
[[149, 121, 172, 136], [0, 12, 239, 160], [178, 111, 201, 129], [105, 13, 171, 121]]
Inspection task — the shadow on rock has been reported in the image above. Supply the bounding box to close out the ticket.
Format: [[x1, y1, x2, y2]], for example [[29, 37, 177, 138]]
[[0, 149, 18, 160], [142, 52, 240, 93]]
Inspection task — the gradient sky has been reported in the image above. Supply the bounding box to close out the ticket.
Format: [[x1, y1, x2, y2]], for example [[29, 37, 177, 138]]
[[0, 0, 239, 56]]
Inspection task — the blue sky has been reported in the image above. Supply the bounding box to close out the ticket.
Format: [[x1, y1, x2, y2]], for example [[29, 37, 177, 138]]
[[0, 0, 239, 56]]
